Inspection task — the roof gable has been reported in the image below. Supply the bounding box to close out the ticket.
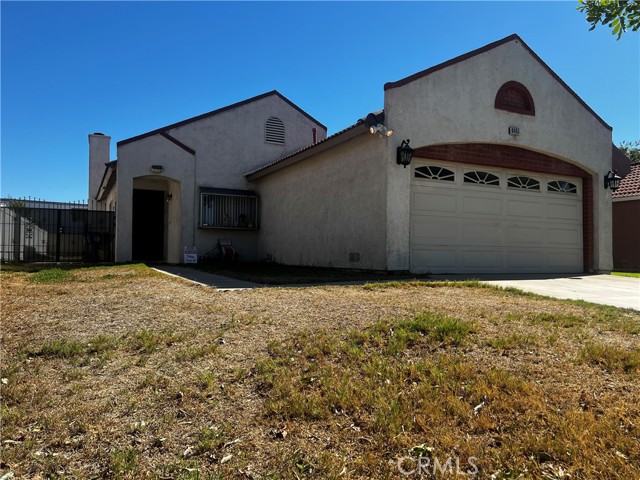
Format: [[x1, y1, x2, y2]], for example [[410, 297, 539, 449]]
[[118, 90, 326, 147], [384, 34, 611, 131]]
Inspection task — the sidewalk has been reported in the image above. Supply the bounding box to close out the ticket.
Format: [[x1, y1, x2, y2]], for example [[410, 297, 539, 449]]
[[152, 265, 260, 290]]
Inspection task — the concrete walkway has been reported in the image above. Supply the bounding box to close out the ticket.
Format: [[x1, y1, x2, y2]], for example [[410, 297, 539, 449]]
[[153, 265, 639, 310], [152, 265, 260, 290], [441, 273, 639, 311]]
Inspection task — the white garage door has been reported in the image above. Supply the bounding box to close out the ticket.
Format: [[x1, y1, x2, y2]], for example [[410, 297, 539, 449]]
[[410, 161, 583, 274]]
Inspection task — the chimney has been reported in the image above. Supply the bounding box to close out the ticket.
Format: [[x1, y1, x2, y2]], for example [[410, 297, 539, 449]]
[[312, 127, 318, 145], [88, 133, 111, 200]]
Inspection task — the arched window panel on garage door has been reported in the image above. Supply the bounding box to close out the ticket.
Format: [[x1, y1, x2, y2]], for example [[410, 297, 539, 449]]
[[547, 180, 578, 194], [414, 165, 455, 181], [507, 176, 540, 190], [463, 170, 500, 186]]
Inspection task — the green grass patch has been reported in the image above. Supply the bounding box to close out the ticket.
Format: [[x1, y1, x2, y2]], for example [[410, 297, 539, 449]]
[[127, 328, 185, 355], [37, 338, 86, 358], [507, 307, 640, 335], [487, 333, 539, 351], [532, 302, 640, 335], [85, 334, 120, 354], [529, 311, 587, 328], [175, 343, 219, 362], [28, 268, 73, 283], [583, 304, 640, 335], [362, 279, 486, 290], [2, 263, 92, 274], [578, 343, 640, 373], [396, 312, 474, 346], [109, 448, 138, 477], [612, 271, 640, 278], [193, 426, 227, 455], [27, 334, 120, 361]]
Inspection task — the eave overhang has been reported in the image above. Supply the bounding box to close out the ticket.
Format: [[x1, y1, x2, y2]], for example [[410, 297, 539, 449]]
[[96, 160, 117, 202]]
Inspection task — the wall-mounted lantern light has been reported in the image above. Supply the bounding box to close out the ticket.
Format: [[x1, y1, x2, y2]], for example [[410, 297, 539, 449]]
[[166, 193, 173, 203], [604, 170, 621, 192], [396, 139, 414, 168], [150, 165, 164, 174]]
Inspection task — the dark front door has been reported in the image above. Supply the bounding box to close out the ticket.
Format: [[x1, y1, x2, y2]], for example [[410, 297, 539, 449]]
[[132, 189, 164, 261]]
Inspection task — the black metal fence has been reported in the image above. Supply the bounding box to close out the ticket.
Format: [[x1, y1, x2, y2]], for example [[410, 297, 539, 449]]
[[0, 198, 115, 263]]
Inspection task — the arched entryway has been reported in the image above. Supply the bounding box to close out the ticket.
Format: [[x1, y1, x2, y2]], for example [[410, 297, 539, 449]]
[[131, 176, 181, 263]]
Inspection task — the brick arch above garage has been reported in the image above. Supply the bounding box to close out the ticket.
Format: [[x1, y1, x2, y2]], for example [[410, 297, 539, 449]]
[[413, 143, 594, 272]]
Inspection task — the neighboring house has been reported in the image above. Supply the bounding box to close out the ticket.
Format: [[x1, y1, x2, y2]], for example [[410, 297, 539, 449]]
[[612, 163, 640, 272], [91, 34, 624, 273]]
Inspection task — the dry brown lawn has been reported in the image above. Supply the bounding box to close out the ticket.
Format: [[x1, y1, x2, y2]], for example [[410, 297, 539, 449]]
[[1, 265, 639, 479]]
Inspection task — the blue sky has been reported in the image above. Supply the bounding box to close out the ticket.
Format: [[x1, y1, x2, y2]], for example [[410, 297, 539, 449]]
[[1, 1, 638, 201]]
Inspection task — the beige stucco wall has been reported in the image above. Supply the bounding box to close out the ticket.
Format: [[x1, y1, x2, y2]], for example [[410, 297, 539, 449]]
[[112, 93, 325, 263], [115, 136, 194, 264], [384, 38, 614, 271], [255, 133, 388, 270]]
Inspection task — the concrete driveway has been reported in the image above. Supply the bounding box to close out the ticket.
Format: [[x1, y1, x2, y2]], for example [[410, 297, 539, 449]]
[[465, 273, 639, 310]]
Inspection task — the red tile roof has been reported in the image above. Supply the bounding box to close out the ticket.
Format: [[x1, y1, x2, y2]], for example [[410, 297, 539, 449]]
[[613, 163, 640, 199]]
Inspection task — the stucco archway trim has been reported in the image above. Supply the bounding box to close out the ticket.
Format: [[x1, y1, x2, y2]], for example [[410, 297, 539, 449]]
[[413, 143, 594, 272]]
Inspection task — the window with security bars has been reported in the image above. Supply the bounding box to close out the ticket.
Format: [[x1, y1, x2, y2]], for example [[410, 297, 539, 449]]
[[414, 166, 455, 181], [547, 180, 577, 194], [464, 171, 500, 186], [200, 189, 258, 229], [265, 117, 285, 144], [507, 176, 540, 190]]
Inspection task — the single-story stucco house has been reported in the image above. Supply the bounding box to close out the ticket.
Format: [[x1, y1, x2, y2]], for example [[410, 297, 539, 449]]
[[612, 163, 640, 272], [89, 34, 630, 274]]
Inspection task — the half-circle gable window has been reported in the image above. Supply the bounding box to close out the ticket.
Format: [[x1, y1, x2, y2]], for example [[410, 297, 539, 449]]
[[495, 81, 535, 116], [265, 116, 285, 145]]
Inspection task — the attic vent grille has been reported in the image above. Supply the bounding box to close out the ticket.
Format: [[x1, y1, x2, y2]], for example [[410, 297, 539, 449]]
[[265, 117, 285, 145]]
